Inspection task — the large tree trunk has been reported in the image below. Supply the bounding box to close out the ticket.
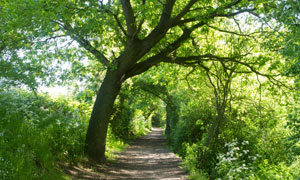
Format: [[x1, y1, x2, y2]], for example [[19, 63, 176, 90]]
[[85, 70, 123, 163]]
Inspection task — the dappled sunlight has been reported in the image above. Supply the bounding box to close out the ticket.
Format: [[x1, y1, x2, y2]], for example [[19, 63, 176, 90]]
[[101, 128, 187, 179], [2, 0, 300, 179]]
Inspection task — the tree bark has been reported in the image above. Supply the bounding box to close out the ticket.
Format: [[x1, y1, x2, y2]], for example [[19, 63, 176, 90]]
[[85, 69, 123, 163], [165, 103, 179, 136], [165, 105, 171, 135]]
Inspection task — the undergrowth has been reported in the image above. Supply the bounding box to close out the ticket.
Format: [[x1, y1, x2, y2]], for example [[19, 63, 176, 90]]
[[0, 89, 134, 179]]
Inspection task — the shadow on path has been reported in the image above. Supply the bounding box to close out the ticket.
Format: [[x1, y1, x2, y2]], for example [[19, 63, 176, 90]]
[[62, 128, 187, 180], [102, 128, 187, 179]]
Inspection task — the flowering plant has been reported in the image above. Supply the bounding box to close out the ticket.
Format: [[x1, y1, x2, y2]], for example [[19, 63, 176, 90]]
[[216, 139, 260, 180]]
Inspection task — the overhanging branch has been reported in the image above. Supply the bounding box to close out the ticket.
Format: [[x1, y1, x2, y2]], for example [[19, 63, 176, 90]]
[[206, 24, 252, 37], [165, 54, 282, 80], [59, 21, 110, 67]]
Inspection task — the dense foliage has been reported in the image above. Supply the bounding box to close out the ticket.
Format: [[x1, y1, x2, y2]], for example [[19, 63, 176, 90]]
[[0, 89, 149, 179], [159, 65, 300, 179], [1, 0, 300, 179], [0, 90, 88, 179]]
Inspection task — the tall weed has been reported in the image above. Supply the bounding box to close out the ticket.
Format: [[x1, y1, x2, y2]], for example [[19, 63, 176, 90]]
[[0, 90, 90, 179]]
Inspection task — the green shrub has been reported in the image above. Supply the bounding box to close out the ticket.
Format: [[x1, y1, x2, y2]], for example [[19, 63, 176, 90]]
[[0, 90, 90, 179], [182, 142, 210, 180], [254, 158, 300, 180], [111, 90, 151, 140], [213, 139, 300, 180], [151, 112, 163, 127], [215, 139, 259, 180], [105, 126, 129, 160]]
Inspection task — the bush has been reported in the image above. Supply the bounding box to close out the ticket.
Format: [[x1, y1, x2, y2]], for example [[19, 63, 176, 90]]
[[255, 158, 300, 180], [151, 113, 163, 127], [110, 89, 152, 140], [215, 139, 259, 180], [213, 139, 300, 180], [0, 89, 90, 179]]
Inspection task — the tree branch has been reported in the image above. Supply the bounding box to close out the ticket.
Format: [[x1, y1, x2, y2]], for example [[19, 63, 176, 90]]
[[124, 0, 258, 78], [223, 0, 242, 9], [112, 13, 127, 36], [171, 18, 197, 27], [125, 22, 206, 79], [59, 21, 109, 67], [206, 24, 252, 37], [121, 0, 137, 39], [171, 0, 198, 23], [233, 17, 243, 34], [182, 67, 197, 92], [142, 0, 177, 47], [33, 35, 68, 44], [135, 19, 145, 36], [163, 53, 247, 64], [171, 1, 254, 28], [160, 0, 176, 24], [214, 8, 256, 18], [165, 54, 282, 80], [95, 4, 127, 37]]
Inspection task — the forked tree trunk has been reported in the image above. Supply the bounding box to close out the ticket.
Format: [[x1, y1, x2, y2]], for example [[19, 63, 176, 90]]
[[85, 70, 123, 163]]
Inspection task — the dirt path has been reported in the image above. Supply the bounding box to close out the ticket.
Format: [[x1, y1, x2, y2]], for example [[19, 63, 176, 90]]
[[102, 128, 187, 179], [63, 128, 188, 179]]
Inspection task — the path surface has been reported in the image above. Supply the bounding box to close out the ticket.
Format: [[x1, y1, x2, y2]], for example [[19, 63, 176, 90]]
[[63, 128, 188, 179], [102, 128, 187, 179]]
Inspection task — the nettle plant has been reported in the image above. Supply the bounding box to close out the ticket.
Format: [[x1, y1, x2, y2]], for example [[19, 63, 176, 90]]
[[216, 139, 260, 180]]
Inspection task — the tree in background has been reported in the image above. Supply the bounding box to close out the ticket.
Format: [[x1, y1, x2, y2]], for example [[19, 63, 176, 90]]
[[136, 79, 178, 135]]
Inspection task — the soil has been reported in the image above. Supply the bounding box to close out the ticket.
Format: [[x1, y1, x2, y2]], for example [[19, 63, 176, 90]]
[[63, 128, 188, 180]]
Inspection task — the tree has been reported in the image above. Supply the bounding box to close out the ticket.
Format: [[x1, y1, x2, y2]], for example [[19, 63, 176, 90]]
[[136, 79, 179, 136], [1, 0, 292, 162], [197, 61, 237, 166]]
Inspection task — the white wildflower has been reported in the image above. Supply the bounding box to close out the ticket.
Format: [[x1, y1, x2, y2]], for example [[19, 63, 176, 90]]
[[242, 140, 249, 145], [243, 150, 249, 154]]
